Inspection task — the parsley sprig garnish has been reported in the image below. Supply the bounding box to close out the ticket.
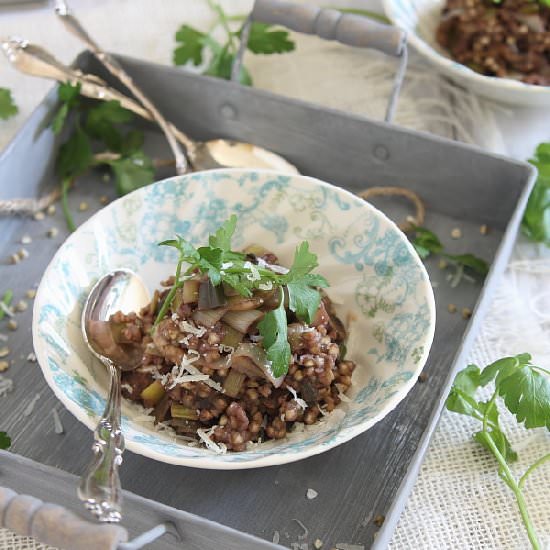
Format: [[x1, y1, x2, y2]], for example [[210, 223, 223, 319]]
[[0, 88, 18, 121], [447, 353, 550, 549], [173, 0, 295, 86], [157, 215, 328, 377], [52, 82, 154, 231], [410, 225, 489, 281]]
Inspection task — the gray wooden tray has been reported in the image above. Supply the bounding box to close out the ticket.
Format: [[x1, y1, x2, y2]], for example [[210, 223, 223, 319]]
[[0, 48, 535, 549]]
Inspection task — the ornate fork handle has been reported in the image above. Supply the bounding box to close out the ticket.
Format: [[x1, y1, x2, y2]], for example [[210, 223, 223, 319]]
[[78, 359, 125, 523]]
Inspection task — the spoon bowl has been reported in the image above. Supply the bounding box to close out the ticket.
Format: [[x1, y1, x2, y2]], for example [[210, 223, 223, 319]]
[[79, 268, 149, 522]]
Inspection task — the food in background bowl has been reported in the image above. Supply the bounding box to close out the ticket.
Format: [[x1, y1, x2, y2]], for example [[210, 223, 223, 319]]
[[98, 216, 355, 452], [383, 0, 550, 105], [436, 0, 550, 85]]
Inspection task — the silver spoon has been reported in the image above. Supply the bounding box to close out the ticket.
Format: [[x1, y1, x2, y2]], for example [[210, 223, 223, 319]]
[[54, 0, 187, 174], [54, 0, 298, 174], [1, 37, 298, 174], [79, 269, 150, 522]]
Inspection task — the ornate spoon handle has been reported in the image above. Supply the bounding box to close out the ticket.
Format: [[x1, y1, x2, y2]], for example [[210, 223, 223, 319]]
[[54, 0, 188, 174], [78, 359, 124, 523]]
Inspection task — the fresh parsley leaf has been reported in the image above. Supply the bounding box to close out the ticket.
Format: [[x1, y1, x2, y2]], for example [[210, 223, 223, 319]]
[[56, 125, 93, 179], [285, 242, 320, 282], [120, 129, 145, 156], [446, 353, 550, 547], [51, 103, 70, 135], [209, 214, 237, 251], [51, 82, 81, 134], [0, 431, 10, 450], [498, 363, 550, 430], [85, 100, 134, 151], [474, 429, 518, 464], [160, 236, 200, 263], [522, 143, 550, 246], [411, 226, 443, 259], [245, 23, 295, 55], [445, 253, 489, 277], [0, 88, 18, 121], [287, 280, 321, 324], [173, 24, 206, 66], [205, 46, 252, 85], [197, 246, 224, 285], [58, 81, 81, 104], [108, 151, 154, 196], [258, 289, 291, 377]]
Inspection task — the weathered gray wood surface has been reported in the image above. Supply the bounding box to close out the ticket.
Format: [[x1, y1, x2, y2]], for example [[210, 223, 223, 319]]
[[0, 53, 535, 549]]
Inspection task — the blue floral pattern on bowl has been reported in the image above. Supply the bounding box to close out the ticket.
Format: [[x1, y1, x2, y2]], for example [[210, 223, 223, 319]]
[[33, 169, 435, 469]]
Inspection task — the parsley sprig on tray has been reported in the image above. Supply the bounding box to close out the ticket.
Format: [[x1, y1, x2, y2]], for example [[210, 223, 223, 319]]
[[52, 82, 154, 231], [410, 225, 489, 283], [0, 431, 11, 450], [447, 353, 550, 550], [157, 215, 328, 377]]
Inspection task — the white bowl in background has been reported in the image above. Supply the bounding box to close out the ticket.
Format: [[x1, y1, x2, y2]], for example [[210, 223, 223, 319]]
[[383, 0, 550, 106]]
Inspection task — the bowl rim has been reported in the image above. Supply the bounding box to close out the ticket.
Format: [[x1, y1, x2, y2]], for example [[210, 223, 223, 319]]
[[382, 0, 550, 96], [32, 168, 436, 469]]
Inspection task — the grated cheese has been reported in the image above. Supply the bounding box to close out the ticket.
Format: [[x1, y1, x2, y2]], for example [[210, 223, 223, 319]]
[[121, 383, 133, 394], [306, 488, 318, 500], [287, 385, 308, 410], [258, 281, 273, 291], [23, 393, 40, 417], [243, 261, 261, 282], [179, 320, 207, 337], [160, 353, 225, 392], [256, 257, 289, 274], [197, 427, 227, 454], [218, 344, 235, 354], [52, 408, 64, 434], [335, 384, 352, 402], [181, 361, 224, 393], [221, 262, 234, 269]]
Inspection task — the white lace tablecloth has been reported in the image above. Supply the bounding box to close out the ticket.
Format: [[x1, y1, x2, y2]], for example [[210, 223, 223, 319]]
[[1, 1, 550, 549]]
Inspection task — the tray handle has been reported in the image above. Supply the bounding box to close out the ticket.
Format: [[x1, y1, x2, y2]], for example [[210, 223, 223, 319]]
[[231, 0, 407, 122]]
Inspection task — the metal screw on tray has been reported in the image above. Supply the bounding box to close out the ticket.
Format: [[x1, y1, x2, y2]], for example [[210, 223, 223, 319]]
[[79, 269, 150, 522]]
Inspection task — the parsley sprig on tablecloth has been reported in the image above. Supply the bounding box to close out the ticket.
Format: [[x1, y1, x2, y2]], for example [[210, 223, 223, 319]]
[[447, 353, 550, 550], [173, 0, 295, 86]]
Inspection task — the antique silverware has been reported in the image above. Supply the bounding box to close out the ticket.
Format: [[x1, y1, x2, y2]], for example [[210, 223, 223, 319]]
[[79, 269, 150, 522], [1, 37, 298, 173]]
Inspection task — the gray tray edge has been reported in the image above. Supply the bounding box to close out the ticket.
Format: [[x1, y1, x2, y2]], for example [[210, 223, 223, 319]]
[[372, 163, 537, 548]]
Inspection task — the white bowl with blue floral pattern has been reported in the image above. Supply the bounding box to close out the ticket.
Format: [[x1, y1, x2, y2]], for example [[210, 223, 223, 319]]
[[383, 0, 550, 106], [33, 169, 436, 469]]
